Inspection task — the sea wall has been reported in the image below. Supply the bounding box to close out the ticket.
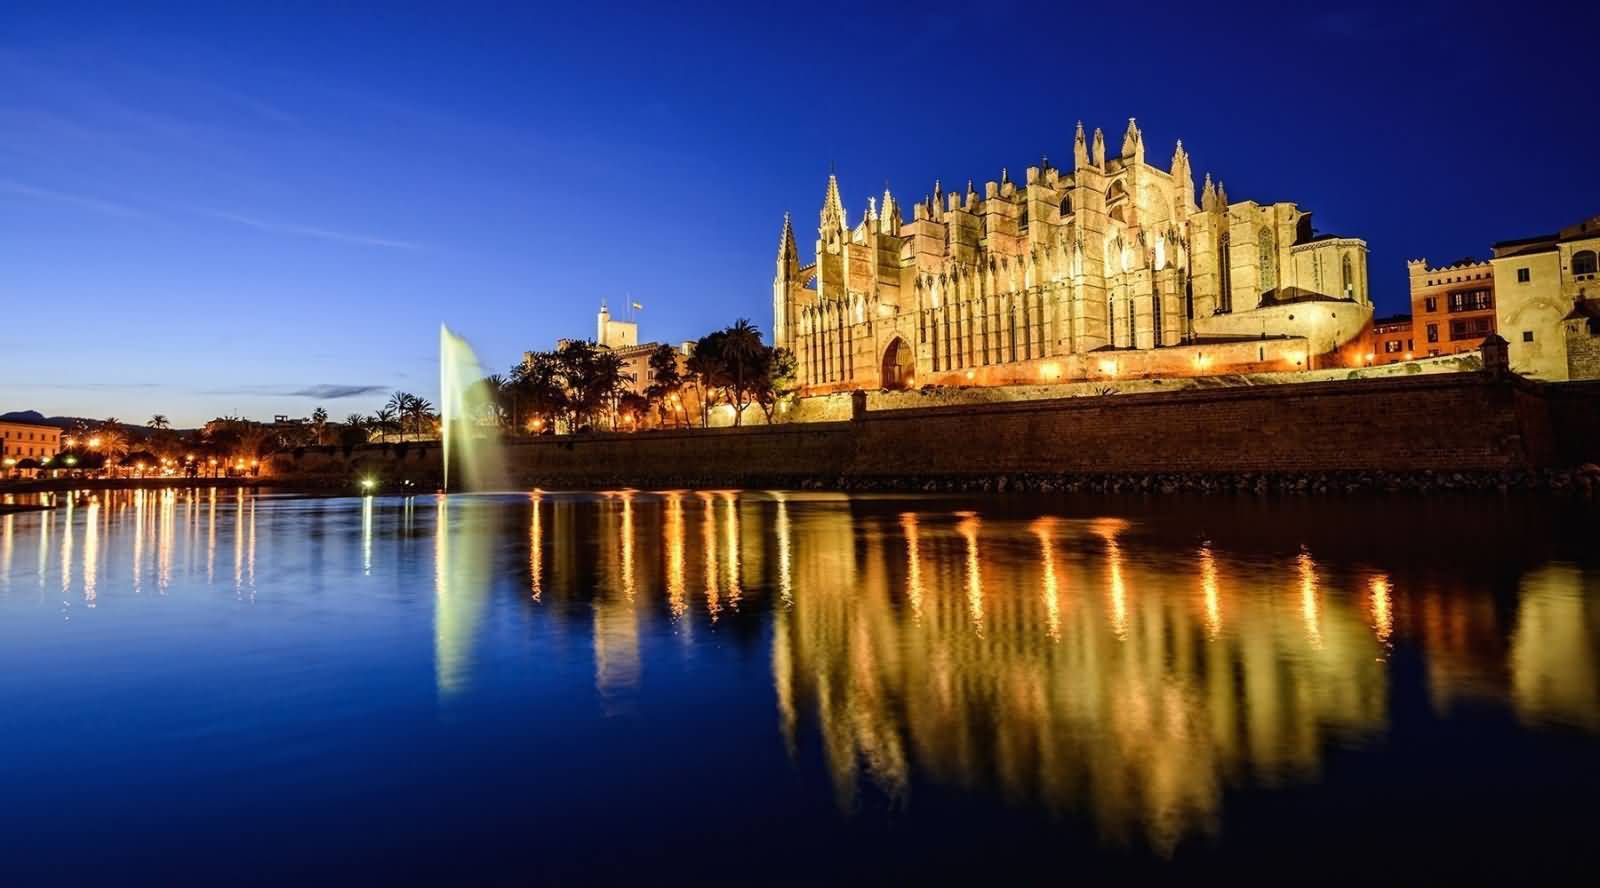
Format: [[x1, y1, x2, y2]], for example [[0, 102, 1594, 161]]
[[266, 373, 1600, 492]]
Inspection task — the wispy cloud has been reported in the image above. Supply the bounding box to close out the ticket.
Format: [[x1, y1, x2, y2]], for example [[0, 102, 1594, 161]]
[[199, 383, 389, 400], [288, 384, 388, 399], [200, 209, 424, 250], [0, 179, 147, 219]]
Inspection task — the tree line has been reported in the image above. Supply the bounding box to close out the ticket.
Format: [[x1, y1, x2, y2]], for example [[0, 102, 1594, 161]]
[[481, 318, 796, 433]]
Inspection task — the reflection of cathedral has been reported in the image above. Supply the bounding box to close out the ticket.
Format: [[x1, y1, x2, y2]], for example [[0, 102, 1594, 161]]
[[503, 492, 1599, 848], [775, 119, 1373, 393]]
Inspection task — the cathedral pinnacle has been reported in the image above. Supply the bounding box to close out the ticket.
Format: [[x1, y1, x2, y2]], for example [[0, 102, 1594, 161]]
[[821, 172, 846, 234], [779, 211, 795, 256], [880, 185, 901, 233], [1074, 121, 1088, 169], [1091, 128, 1105, 168]]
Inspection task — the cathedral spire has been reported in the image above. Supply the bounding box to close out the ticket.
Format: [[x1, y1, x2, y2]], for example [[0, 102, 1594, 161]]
[[1216, 179, 1228, 210], [1074, 121, 1088, 169], [1201, 173, 1216, 212], [820, 172, 846, 235], [777, 212, 799, 276], [779, 211, 796, 259], [1091, 128, 1106, 168], [880, 184, 901, 233], [1121, 117, 1142, 158]]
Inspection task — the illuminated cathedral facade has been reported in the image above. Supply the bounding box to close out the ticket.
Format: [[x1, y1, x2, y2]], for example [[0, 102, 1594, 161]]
[[774, 118, 1373, 393]]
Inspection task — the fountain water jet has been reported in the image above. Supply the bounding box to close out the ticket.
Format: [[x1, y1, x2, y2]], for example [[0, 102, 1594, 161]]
[[439, 323, 511, 493]]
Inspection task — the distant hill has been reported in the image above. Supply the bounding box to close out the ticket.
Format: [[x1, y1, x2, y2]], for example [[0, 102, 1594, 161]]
[[0, 412, 199, 436]]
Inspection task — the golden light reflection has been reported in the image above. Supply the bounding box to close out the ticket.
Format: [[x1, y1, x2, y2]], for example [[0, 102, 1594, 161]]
[[158, 489, 177, 593], [60, 493, 74, 596], [83, 497, 99, 606], [1031, 517, 1062, 642], [528, 492, 543, 601], [1200, 544, 1220, 639], [1369, 575, 1393, 647], [957, 512, 984, 635], [233, 492, 244, 597], [664, 492, 686, 619], [1093, 518, 1129, 640], [900, 512, 924, 623], [132, 489, 144, 594], [206, 487, 217, 583], [774, 494, 793, 607], [776, 508, 1390, 852], [37, 503, 51, 589], [1298, 548, 1322, 650], [699, 492, 720, 622], [720, 492, 740, 611], [1510, 565, 1599, 729], [619, 491, 636, 601]]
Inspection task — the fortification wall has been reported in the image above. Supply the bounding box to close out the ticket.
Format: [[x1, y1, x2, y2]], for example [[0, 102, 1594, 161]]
[[274, 374, 1600, 490]]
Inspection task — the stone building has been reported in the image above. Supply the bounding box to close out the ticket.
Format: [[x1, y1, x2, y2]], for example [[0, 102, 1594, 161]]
[[1491, 215, 1600, 380], [1407, 258, 1496, 358], [774, 119, 1373, 394], [1367, 314, 1414, 365], [1, 419, 61, 474]]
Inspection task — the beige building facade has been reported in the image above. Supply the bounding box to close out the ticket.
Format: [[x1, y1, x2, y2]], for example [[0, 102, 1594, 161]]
[[774, 118, 1373, 394], [1491, 216, 1600, 380], [1, 420, 62, 467]]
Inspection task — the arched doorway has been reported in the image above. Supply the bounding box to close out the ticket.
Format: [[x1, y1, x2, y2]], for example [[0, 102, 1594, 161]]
[[881, 337, 914, 390]]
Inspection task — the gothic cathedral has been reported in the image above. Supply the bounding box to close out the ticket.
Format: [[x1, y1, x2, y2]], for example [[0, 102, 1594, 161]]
[[774, 119, 1372, 393]]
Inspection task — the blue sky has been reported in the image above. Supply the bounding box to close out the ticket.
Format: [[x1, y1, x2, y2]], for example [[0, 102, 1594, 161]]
[[3, 1, 1597, 426]]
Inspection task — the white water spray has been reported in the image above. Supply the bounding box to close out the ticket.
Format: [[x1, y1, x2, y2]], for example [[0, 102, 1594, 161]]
[[439, 323, 510, 493]]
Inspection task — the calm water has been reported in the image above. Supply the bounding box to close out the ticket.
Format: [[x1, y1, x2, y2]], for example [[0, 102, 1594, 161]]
[[1, 489, 1597, 883]]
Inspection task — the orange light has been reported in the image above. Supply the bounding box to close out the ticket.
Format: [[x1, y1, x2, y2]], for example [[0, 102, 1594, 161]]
[[965, 369, 976, 381]]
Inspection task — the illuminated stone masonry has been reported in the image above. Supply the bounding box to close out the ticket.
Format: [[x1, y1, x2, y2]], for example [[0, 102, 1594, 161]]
[[775, 118, 1373, 394]]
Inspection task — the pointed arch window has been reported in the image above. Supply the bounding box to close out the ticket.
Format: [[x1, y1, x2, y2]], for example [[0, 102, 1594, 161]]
[[1341, 253, 1354, 298]]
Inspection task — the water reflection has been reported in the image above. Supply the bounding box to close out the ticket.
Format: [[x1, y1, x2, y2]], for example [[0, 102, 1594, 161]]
[[434, 494, 496, 698], [1, 488, 1597, 857]]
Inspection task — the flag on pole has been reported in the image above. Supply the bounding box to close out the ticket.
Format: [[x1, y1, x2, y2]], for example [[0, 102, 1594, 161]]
[[631, 301, 643, 311]]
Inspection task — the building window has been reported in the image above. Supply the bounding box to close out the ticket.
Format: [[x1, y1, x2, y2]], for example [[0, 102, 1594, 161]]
[[1517, 268, 1531, 283], [1449, 289, 1493, 312], [1426, 323, 1438, 343], [1384, 340, 1403, 353], [1573, 250, 1598, 277], [1523, 330, 1534, 342], [1424, 297, 1437, 312], [1341, 254, 1353, 298]]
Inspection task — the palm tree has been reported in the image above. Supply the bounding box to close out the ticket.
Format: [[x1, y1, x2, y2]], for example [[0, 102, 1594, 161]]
[[147, 414, 169, 430], [723, 318, 765, 426], [406, 397, 436, 440], [311, 406, 329, 445], [371, 406, 398, 443], [386, 391, 415, 440]]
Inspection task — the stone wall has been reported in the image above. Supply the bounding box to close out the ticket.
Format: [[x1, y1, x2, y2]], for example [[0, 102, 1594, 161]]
[[280, 374, 1600, 490], [501, 373, 1577, 487]]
